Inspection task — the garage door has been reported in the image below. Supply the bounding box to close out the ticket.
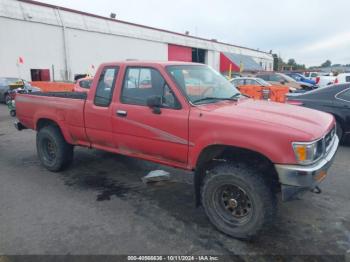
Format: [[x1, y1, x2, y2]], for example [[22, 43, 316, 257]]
[[168, 44, 192, 62]]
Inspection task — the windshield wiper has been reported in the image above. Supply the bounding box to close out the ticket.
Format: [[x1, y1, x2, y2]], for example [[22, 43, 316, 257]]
[[192, 96, 238, 104], [230, 93, 243, 99]]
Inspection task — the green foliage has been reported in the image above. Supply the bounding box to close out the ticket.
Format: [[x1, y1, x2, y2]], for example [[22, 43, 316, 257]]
[[287, 59, 296, 66], [321, 60, 332, 67], [272, 55, 306, 71]]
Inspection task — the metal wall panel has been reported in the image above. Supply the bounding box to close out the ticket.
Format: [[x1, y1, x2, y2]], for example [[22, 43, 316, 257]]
[[168, 44, 192, 62]]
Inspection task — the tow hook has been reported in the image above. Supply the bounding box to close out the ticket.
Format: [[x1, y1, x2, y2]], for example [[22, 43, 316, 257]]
[[311, 186, 322, 194]]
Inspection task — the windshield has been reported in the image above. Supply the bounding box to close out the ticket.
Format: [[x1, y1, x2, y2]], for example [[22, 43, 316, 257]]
[[277, 73, 297, 82], [167, 65, 240, 104], [256, 78, 271, 86]]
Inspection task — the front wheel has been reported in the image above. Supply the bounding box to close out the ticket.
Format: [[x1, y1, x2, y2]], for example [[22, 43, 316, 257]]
[[201, 163, 276, 239], [37, 125, 73, 172]]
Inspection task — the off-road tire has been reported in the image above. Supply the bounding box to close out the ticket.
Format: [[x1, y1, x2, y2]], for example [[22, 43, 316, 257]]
[[36, 125, 73, 172], [201, 162, 277, 239]]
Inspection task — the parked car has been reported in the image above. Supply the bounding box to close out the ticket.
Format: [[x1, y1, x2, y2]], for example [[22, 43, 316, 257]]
[[286, 84, 350, 141], [334, 73, 350, 84], [304, 71, 318, 82], [228, 73, 242, 79], [231, 77, 289, 102], [15, 61, 338, 239], [315, 72, 336, 88], [0, 77, 41, 103], [285, 72, 316, 85], [73, 77, 93, 93], [231, 77, 271, 87], [255, 72, 314, 92], [6, 86, 38, 117]]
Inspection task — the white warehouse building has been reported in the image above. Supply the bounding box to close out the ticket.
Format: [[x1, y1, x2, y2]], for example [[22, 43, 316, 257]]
[[0, 0, 274, 82]]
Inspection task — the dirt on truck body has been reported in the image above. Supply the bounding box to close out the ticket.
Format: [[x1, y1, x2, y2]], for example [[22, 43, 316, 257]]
[[15, 61, 339, 239]]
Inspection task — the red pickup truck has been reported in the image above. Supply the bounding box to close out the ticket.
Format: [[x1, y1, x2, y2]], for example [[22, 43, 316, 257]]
[[15, 61, 339, 239]]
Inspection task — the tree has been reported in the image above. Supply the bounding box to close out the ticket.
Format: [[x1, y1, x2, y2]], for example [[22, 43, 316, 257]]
[[272, 54, 279, 71], [321, 60, 331, 67], [287, 58, 297, 66], [272, 55, 305, 71], [273, 54, 285, 71]]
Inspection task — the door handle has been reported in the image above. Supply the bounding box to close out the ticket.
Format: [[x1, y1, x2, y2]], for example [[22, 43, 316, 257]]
[[116, 110, 127, 117]]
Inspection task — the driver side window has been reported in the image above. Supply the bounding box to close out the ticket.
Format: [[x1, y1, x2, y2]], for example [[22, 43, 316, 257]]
[[121, 67, 180, 108]]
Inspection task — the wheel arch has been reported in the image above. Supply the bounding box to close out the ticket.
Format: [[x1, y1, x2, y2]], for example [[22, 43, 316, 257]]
[[36, 118, 73, 144], [194, 144, 279, 206]]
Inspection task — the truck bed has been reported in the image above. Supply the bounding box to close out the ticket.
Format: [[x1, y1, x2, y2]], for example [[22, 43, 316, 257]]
[[16, 92, 88, 144]]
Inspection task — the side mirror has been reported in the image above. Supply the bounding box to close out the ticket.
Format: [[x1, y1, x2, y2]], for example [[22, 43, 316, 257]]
[[280, 80, 286, 85], [146, 95, 162, 114]]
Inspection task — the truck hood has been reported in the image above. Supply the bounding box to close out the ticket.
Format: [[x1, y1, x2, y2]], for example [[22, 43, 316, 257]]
[[197, 98, 334, 140]]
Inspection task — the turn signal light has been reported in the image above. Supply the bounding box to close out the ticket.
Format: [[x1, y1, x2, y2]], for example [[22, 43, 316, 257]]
[[294, 145, 307, 161]]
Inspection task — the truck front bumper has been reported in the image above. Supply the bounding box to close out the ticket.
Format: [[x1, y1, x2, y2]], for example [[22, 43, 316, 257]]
[[275, 135, 339, 201]]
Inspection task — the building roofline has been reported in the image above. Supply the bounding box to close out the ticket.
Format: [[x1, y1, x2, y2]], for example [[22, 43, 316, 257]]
[[18, 0, 271, 55]]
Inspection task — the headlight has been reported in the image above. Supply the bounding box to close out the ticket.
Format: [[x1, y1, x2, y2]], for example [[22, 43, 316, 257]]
[[292, 139, 324, 165]]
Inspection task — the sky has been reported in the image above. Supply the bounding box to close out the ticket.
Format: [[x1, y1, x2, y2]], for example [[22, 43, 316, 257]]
[[40, 0, 350, 67]]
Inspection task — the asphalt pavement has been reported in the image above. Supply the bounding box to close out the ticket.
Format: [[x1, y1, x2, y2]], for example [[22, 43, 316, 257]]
[[0, 104, 349, 256]]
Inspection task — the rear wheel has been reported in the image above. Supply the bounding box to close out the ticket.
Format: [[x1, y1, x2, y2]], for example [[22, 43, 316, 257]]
[[37, 125, 73, 172], [201, 163, 276, 239]]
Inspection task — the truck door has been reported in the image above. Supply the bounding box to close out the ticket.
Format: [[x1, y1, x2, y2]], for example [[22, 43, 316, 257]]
[[112, 66, 189, 166], [84, 66, 119, 149]]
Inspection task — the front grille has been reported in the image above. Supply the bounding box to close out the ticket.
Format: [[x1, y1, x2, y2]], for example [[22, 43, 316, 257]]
[[325, 126, 336, 152]]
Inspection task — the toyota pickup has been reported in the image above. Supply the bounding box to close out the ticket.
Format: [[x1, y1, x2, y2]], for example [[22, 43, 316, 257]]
[[15, 61, 339, 239]]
